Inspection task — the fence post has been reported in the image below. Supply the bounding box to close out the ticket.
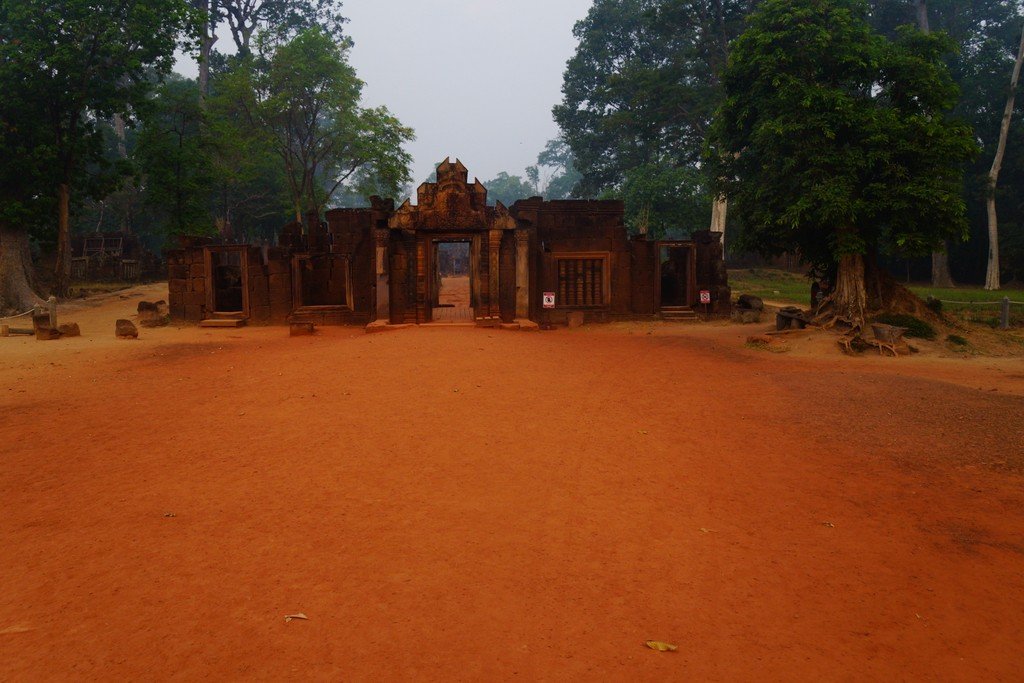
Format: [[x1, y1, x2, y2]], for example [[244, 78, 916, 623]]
[[47, 296, 57, 329], [1002, 297, 1011, 330]]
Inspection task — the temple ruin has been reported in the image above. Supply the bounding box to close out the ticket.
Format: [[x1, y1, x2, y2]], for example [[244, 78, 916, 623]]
[[166, 159, 730, 328]]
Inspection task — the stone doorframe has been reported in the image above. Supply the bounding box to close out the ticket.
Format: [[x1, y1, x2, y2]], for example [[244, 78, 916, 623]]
[[655, 240, 698, 308], [203, 245, 250, 318]]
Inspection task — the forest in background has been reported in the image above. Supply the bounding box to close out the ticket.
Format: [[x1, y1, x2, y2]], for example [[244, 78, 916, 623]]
[[529, 0, 1024, 288], [2, 0, 1023, 315]]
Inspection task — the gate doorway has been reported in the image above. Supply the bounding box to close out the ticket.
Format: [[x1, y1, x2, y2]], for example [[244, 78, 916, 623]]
[[204, 246, 249, 317], [431, 240, 473, 322], [658, 243, 695, 308]]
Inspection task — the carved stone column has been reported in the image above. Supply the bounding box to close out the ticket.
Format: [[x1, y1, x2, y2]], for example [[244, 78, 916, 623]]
[[374, 229, 389, 321], [489, 229, 502, 318], [515, 229, 529, 319]]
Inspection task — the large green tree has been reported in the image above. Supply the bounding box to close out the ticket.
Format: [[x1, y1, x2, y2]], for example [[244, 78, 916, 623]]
[[0, 0, 197, 297], [481, 172, 537, 206], [554, 0, 757, 233], [136, 78, 216, 238], [526, 138, 582, 200], [220, 28, 413, 225], [707, 0, 977, 327]]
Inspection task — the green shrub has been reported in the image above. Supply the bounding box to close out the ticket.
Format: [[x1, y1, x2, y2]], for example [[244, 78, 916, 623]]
[[872, 314, 937, 340], [946, 334, 969, 347]]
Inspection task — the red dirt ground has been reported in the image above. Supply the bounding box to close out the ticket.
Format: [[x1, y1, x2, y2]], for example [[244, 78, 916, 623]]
[[2, 285, 1023, 680]]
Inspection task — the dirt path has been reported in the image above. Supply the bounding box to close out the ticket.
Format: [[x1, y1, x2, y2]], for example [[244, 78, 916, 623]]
[[1, 288, 1022, 680]]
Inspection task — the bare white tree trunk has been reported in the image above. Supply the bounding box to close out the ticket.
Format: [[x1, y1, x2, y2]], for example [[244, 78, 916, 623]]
[[915, 0, 929, 33], [985, 23, 1024, 291], [710, 195, 727, 257]]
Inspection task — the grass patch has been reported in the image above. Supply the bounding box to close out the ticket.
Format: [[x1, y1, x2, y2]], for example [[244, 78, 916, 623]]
[[728, 269, 809, 305], [946, 334, 969, 347], [727, 269, 1024, 327], [872, 313, 937, 340], [908, 285, 1024, 304]]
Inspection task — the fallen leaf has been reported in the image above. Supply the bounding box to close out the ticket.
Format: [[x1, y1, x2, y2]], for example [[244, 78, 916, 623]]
[[822, 522, 835, 528], [645, 640, 678, 652], [284, 613, 308, 622], [0, 625, 35, 635]]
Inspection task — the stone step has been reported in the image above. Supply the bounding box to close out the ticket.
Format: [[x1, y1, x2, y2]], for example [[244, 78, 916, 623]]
[[199, 318, 247, 328]]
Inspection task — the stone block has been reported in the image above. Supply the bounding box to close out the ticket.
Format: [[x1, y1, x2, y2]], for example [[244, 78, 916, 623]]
[[268, 258, 291, 275], [190, 263, 205, 278], [115, 319, 138, 339], [269, 273, 291, 295], [190, 277, 206, 294], [184, 304, 203, 322], [57, 322, 81, 337], [169, 279, 188, 293], [249, 282, 270, 307], [168, 264, 188, 280], [566, 311, 585, 328], [251, 305, 271, 323], [184, 291, 206, 307], [290, 322, 315, 336]]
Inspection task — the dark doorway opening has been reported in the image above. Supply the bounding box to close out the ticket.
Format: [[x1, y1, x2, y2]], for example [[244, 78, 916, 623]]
[[659, 245, 691, 308], [211, 250, 244, 313], [432, 240, 472, 321]]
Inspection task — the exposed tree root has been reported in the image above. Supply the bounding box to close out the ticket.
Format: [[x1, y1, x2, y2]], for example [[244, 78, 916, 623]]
[[811, 256, 943, 349]]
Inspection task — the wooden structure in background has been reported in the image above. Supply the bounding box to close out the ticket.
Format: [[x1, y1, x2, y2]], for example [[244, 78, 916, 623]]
[[166, 159, 730, 327]]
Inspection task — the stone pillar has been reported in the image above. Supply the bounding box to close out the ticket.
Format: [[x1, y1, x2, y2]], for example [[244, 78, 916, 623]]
[[374, 229, 389, 322], [515, 229, 529, 319], [489, 229, 502, 318]]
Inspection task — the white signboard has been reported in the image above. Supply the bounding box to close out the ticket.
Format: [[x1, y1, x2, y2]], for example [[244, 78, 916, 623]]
[[699, 290, 712, 305], [542, 292, 556, 309]]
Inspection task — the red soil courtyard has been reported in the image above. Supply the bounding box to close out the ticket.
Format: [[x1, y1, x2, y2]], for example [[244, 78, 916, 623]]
[[1, 285, 1023, 680]]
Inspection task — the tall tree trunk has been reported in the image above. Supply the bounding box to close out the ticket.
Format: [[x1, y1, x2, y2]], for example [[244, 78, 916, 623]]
[[113, 113, 128, 159], [916, 0, 955, 288], [195, 0, 217, 102], [0, 220, 42, 314], [833, 251, 867, 329], [113, 113, 134, 235], [914, 0, 929, 33], [54, 183, 71, 298], [709, 195, 727, 256], [985, 23, 1024, 291]]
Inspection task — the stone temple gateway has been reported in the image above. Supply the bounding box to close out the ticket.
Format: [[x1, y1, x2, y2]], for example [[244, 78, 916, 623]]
[[166, 159, 730, 328]]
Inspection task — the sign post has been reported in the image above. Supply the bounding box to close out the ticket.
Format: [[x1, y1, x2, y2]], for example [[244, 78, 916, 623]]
[[699, 289, 711, 320], [542, 292, 556, 309]]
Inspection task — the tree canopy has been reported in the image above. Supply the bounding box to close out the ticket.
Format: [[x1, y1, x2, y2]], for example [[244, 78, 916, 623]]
[[0, 0, 198, 298], [219, 28, 413, 224], [707, 0, 978, 324]]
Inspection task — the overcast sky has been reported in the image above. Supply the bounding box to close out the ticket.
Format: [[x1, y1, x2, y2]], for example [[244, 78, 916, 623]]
[[176, 0, 594, 187]]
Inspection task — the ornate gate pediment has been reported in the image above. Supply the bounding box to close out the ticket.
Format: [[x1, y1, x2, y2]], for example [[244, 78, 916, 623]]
[[388, 158, 517, 232]]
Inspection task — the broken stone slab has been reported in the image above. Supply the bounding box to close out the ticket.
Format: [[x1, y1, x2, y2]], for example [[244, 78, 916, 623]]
[[116, 319, 139, 339], [289, 322, 315, 336], [566, 311, 585, 328], [736, 294, 765, 311], [138, 300, 170, 327], [33, 314, 61, 340], [57, 322, 81, 337]]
